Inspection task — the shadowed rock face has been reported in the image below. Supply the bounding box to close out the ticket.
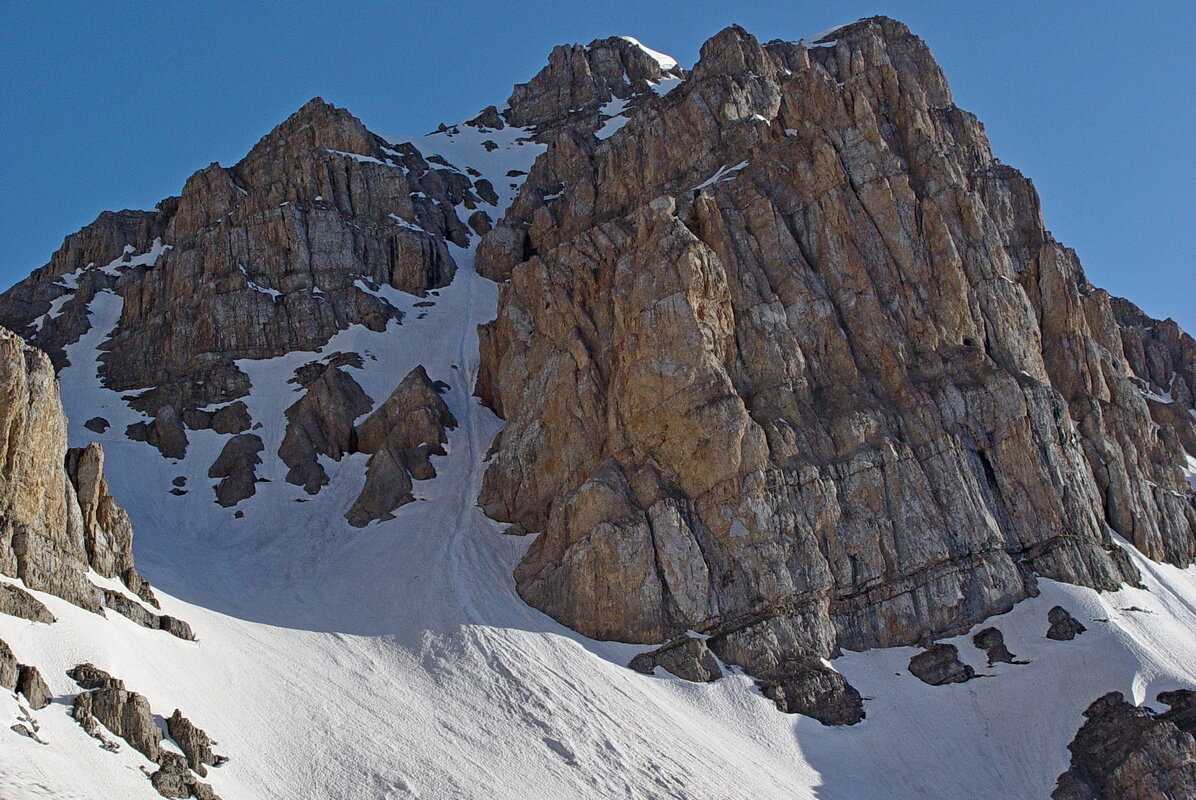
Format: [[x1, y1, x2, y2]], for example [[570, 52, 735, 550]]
[[1052, 691, 1196, 800], [475, 16, 1195, 700]]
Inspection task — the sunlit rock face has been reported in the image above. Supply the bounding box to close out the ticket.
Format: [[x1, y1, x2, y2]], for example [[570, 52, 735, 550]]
[[475, 17, 1195, 698]]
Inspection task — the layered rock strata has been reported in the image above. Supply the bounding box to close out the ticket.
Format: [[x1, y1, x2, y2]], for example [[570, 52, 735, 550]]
[[474, 17, 1196, 717]]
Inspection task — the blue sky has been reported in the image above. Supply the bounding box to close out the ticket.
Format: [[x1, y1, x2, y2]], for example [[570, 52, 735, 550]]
[[1, 1, 1192, 330]]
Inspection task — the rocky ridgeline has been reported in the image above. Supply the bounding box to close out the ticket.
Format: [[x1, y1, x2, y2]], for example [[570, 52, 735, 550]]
[[0, 96, 483, 429], [474, 17, 1196, 717]]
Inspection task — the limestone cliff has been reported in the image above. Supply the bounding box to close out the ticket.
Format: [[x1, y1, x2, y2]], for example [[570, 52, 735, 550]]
[[474, 17, 1196, 704]]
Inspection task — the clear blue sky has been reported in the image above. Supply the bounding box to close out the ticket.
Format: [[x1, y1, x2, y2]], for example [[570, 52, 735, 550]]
[[1, 1, 1192, 330]]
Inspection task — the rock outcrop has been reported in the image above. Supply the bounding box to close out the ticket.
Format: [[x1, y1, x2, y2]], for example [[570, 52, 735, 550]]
[[346, 366, 457, 526], [1046, 606, 1087, 641], [1052, 690, 1196, 800], [474, 17, 1195, 720], [0, 97, 489, 439], [972, 626, 1020, 665], [0, 327, 165, 615], [280, 358, 373, 494], [70, 664, 224, 800], [628, 636, 722, 683], [908, 644, 975, 686]]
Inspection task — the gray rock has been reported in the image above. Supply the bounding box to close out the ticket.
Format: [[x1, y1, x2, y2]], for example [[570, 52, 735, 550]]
[[0, 582, 55, 623], [208, 433, 264, 507], [125, 405, 188, 459], [150, 752, 193, 798], [629, 637, 723, 683], [68, 662, 124, 690], [279, 362, 372, 494], [754, 659, 865, 726], [166, 708, 215, 776], [16, 665, 51, 710], [908, 644, 976, 686], [0, 638, 18, 690], [84, 416, 110, 433], [1052, 690, 1196, 799], [346, 366, 457, 526], [74, 686, 161, 760], [973, 627, 1020, 665], [1047, 606, 1087, 641]]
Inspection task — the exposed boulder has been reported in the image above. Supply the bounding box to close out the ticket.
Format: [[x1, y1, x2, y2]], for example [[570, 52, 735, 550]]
[[754, 659, 865, 725], [908, 644, 976, 686], [1052, 690, 1196, 800], [84, 416, 110, 433], [0, 638, 18, 690], [208, 433, 264, 506], [125, 406, 189, 459], [629, 636, 723, 683], [16, 664, 51, 710], [973, 627, 1021, 665], [1047, 606, 1087, 641], [167, 709, 218, 776], [73, 686, 162, 760]]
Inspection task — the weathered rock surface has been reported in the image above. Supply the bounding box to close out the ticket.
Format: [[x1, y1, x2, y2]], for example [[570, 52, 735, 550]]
[[346, 366, 457, 526], [167, 709, 218, 776], [0, 327, 165, 615], [474, 17, 1193, 719], [208, 433, 264, 506], [280, 360, 373, 494], [0, 638, 18, 690], [16, 664, 52, 710], [628, 636, 723, 683], [69, 665, 224, 799], [1047, 606, 1087, 641], [1052, 690, 1196, 800], [908, 644, 975, 685], [972, 626, 1020, 665], [0, 96, 491, 436], [73, 685, 162, 760], [754, 659, 865, 725], [0, 581, 55, 623]]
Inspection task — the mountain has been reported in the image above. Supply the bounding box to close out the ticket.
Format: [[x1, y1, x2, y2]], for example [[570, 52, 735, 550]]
[[0, 17, 1193, 800]]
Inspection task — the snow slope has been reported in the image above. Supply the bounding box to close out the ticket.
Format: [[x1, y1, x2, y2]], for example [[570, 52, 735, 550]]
[[4, 84, 1196, 800]]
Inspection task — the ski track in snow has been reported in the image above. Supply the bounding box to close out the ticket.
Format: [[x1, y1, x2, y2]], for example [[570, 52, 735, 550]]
[[4, 101, 1196, 800]]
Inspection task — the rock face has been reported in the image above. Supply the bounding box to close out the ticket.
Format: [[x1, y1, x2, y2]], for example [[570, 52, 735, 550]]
[[0, 581, 55, 623], [280, 358, 373, 494], [0, 326, 164, 616], [70, 665, 224, 800], [0, 97, 489, 433], [474, 17, 1195, 716], [1052, 690, 1196, 800], [754, 659, 865, 725], [208, 434, 264, 507]]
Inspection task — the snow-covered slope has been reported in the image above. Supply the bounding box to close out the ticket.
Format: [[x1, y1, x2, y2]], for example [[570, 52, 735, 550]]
[[2, 38, 1195, 800]]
